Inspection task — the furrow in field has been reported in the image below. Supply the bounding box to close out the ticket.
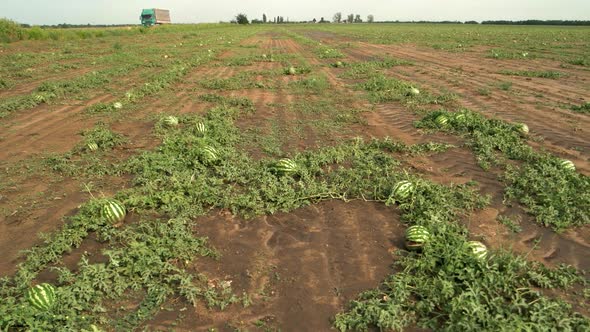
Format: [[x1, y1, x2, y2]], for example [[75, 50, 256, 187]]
[[339, 43, 590, 153], [149, 200, 399, 330]]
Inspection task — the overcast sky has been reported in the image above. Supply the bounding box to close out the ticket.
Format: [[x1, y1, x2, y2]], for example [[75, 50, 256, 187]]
[[1, 0, 589, 25]]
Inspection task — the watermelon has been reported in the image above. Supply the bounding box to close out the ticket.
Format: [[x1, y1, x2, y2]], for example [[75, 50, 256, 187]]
[[517, 123, 529, 135], [392, 180, 414, 201], [196, 122, 207, 136], [559, 159, 575, 171], [201, 146, 218, 163], [453, 112, 467, 123], [87, 142, 99, 152], [335, 61, 344, 68], [467, 241, 488, 260], [405, 225, 430, 250], [101, 200, 126, 224], [435, 115, 449, 127], [408, 87, 420, 96], [288, 67, 296, 75], [113, 102, 123, 109], [27, 283, 56, 311], [164, 116, 179, 127], [274, 158, 299, 175]]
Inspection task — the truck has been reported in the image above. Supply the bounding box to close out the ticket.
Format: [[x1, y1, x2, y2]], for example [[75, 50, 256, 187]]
[[140, 9, 171, 26]]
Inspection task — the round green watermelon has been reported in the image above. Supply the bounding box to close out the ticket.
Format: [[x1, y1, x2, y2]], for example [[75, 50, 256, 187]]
[[405, 225, 430, 251], [392, 180, 414, 201], [559, 159, 575, 171], [274, 158, 299, 175], [101, 200, 126, 224], [435, 115, 449, 127], [467, 241, 488, 260], [196, 122, 206, 135], [164, 116, 179, 127], [27, 283, 56, 311], [517, 123, 529, 135], [201, 146, 218, 164], [87, 142, 99, 152]]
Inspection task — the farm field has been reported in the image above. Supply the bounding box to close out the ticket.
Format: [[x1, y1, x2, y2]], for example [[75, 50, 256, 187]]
[[0, 23, 589, 331]]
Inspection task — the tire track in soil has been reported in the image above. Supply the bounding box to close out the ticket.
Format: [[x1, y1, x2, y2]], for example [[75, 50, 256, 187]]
[[0, 50, 237, 276], [354, 43, 590, 153], [310, 35, 589, 144], [147, 200, 402, 331], [301, 32, 590, 271]]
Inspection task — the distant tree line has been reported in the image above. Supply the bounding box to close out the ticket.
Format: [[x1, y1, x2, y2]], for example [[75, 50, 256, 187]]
[[233, 13, 376, 25], [375, 20, 590, 26], [481, 20, 590, 26]]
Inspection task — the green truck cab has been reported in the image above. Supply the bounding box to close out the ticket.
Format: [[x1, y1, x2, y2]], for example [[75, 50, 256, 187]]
[[140, 9, 171, 26]]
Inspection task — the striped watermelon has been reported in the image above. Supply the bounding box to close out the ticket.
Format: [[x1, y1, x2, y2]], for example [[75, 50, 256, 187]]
[[517, 123, 529, 135], [405, 225, 430, 250], [274, 158, 299, 175], [27, 283, 56, 311], [113, 102, 123, 109], [87, 142, 99, 152], [201, 146, 218, 163], [392, 180, 414, 201], [467, 241, 488, 260], [164, 116, 179, 127], [408, 87, 420, 96], [435, 115, 449, 127], [196, 122, 207, 136], [559, 159, 575, 171], [101, 200, 126, 224], [453, 112, 467, 123]]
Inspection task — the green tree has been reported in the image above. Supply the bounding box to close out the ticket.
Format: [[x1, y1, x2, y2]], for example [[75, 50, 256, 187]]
[[263, 13, 267, 23], [235, 13, 249, 25], [333, 12, 342, 23], [367, 14, 375, 23]]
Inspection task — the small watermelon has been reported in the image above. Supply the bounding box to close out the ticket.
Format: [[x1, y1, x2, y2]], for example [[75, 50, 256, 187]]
[[405, 225, 430, 251], [274, 158, 299, 175], [113, 102, 123, 109], [392, 180, 414, 201], [408, 87, 420, 96], [200, 146, 218, 163], [288, 67, 296, 75], [467, 241, 488, 260], [453, 112, 467, 123], [559, 159, 575, 171], [27, 283, 56, 311], [164, 116, 179, 127], [335, 61, 344, 68], [435, 115, 449, 127], [196, 122, 207, 136], [87, 142, 99, 152], [517, 123, 529, 135], [262, 54, 267, 59], [101, 200, 126, 224]]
